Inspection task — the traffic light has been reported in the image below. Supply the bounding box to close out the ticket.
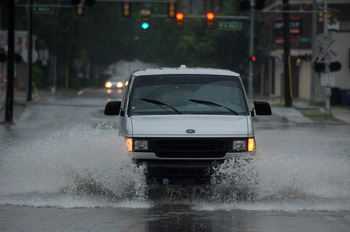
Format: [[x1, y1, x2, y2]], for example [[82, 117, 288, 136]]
[[141, 10, 150, 30], [168, 1, 176, 18], [330, 61, 341, 72], [141, 19, 149, 30], [327, 11, 333, 24], [249, 56, 257, 62], [72, 0, 94, 15], [122, 2, 131, 17], [76, 2, 84, 16], [206, 12, 215, 29], [313, 62, 342, 73], [175, 12, 184, 29], [318, 12, 324, 23]]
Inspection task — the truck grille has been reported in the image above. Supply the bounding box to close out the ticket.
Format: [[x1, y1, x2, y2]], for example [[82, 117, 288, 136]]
[[151, 138, 230, 158]]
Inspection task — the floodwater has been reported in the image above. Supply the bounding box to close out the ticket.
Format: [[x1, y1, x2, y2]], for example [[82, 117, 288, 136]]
[[1, 93, 349, 211], [1, 90, 350, 231]]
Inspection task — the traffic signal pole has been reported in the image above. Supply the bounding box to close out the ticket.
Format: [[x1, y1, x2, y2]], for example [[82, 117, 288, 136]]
[[283, 0, 292, 107], [248, 0, 255, 98], [26, 0, 33, 102], [5, 0, 15, 123], [323, 0, 331, 115]]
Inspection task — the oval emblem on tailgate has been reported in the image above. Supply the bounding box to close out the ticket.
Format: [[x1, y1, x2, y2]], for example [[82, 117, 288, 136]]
[[186, 129, 196, 134]]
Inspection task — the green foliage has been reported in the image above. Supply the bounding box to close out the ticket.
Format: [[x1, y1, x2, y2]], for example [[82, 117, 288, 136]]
[[32, 65, 46, 88], [302, 111, 334, 121], [5, 0, 263, 90]]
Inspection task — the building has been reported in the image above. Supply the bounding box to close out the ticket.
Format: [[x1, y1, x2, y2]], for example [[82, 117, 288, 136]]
[[0, 30, 38, 90], [261, 0, 350, 104]]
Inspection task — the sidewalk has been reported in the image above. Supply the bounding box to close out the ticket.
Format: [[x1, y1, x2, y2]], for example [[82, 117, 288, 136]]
[[267, 98, 350, 124], [0, 90, 38, 122]]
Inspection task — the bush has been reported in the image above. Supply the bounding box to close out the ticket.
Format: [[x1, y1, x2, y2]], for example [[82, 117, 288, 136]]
[[32, 65, 48, 88]]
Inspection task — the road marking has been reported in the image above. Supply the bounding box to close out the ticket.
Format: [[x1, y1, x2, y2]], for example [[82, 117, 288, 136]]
[[322, 214, 350, 231]]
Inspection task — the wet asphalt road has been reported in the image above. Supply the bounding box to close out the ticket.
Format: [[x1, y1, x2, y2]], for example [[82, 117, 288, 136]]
[[1, 89, 350, 232]]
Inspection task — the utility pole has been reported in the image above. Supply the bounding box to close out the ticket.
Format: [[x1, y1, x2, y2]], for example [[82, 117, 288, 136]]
[[248, 0, 255, 98], [323, 0, 331, 115], [310, 0, 317, 104], [51, 7, 59, 93], [283, 0, 292, 107], [27, 0, 33, 101], [5, 0, 15, 123]]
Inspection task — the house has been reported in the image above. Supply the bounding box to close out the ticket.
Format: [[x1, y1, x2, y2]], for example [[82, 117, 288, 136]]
[[0, 30, 38, 90]]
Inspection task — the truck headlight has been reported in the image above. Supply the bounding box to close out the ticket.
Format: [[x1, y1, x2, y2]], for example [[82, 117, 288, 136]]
[[134, 139, 149, 151], [232, 140, 247, 152], [232, 138, 255, 152]]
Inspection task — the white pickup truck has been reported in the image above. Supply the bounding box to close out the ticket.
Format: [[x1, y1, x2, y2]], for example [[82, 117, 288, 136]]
[[104, 66, 271, 185]]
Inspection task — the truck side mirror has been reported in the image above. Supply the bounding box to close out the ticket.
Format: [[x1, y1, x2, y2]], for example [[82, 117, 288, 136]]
[[104, 101, 121, 115], [253, 101, 272, 116]]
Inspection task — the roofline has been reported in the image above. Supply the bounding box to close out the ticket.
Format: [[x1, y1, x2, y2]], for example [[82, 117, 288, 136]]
[[132, 67, 240, 77]]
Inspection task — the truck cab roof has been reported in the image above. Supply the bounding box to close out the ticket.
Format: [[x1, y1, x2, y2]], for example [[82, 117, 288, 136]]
[[132, 66, 240, 77]]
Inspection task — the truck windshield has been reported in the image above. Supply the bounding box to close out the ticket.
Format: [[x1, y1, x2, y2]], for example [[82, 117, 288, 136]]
[[128, 74, 249, 115]]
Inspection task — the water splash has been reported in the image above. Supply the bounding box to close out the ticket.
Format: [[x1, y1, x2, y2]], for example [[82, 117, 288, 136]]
[[1, 123, 350, 211], [0, 122, 148, 208]]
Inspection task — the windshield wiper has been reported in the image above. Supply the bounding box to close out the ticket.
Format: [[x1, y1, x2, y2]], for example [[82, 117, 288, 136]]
[[141, 98, 182, 114], [189, 99, 239, 115]]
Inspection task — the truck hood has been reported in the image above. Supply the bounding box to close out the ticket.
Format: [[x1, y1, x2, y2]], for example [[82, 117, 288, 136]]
[[130, 115, 250, 137]]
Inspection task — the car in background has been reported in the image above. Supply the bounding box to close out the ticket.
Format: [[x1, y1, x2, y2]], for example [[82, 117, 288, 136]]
[[105, 77, 128, 89]]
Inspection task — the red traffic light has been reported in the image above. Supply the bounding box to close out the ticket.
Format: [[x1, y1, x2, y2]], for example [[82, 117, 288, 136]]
[[249, 56, 256, 62], [206, 12, 215, 20], [175, 12, 184, 29], [176, 12, 184, 20], [206, 12, 215, 29]]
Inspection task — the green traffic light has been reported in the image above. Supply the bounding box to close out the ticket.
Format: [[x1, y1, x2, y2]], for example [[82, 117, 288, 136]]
[[141, 22, 149, 30]]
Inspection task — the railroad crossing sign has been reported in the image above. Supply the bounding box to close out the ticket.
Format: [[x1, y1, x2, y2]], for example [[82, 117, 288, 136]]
[[312, 39, 337, 63]]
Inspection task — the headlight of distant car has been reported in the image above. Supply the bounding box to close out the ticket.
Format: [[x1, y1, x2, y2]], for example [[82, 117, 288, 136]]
[[231, 138, 255, 152], [116, 82, 123, 88], [105, 81, 112, 88]]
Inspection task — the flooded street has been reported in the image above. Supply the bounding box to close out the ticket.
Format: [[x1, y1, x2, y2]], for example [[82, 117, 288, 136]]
[[1, 89, 350, 231]]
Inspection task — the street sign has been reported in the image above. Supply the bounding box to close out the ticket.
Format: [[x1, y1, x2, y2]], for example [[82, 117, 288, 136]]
[[299, 37, 311, 42], [321, 73, 335, 86], [33, 6, 53, 14], [219, 22, 242, 30]]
